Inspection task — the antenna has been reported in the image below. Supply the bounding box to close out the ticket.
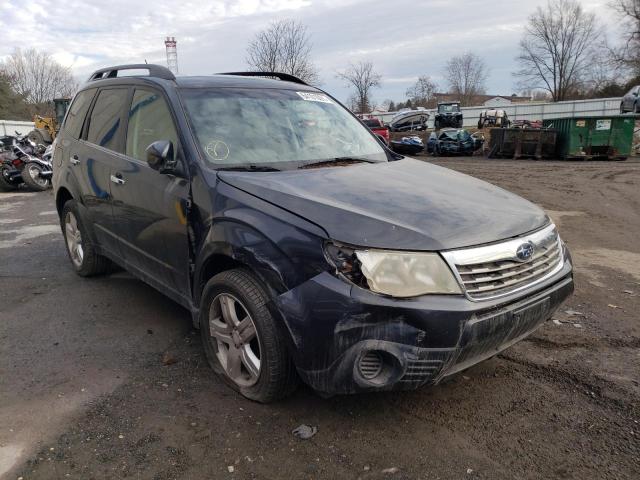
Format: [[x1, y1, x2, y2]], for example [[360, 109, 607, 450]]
[[164, 36, 178, 75]]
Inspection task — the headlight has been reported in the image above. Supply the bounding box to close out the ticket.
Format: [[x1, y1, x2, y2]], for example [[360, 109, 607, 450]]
[[325, 243, 461, 297]]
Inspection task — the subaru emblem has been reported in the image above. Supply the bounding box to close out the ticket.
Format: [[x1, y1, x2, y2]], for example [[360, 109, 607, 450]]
[[516, 242, 535, 262]]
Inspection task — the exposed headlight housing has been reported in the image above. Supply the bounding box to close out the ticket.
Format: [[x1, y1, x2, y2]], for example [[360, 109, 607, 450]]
[[324, 243, 462, 297]]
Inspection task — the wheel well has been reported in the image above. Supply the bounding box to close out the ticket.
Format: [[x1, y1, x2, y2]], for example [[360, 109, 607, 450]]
[[198, 254, 244, 298], [55, 188, 73, 215]]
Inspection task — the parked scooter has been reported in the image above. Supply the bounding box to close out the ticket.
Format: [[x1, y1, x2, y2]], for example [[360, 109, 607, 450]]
[[0, 133, 52, 191]]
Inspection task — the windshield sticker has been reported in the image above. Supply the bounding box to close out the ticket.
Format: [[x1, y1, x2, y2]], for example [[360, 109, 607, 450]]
[[205, 140, 230, 161], [296, 92, 333, 104]]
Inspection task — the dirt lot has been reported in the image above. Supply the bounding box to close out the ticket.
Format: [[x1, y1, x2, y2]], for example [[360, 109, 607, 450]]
[[1, 158, 639, 480]]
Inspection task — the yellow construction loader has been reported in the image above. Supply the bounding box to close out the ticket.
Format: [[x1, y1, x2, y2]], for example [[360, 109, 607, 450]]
[[27, 98, 71, 145]]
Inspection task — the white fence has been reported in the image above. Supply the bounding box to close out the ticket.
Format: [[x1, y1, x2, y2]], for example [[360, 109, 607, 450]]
[[378, 97, 623, 129], [0, 120, 35, 136]]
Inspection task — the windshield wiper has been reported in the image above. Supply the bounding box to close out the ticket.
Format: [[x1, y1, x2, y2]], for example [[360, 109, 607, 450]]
[[217, 165, 281, 172], [298, 157, 375, 169]]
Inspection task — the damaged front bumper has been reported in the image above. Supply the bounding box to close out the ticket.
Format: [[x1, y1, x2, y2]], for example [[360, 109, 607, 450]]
[[274, 259, 573, 396]]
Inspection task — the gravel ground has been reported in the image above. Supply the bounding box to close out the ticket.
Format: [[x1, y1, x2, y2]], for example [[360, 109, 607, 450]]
[[0, 158, 639, 480]]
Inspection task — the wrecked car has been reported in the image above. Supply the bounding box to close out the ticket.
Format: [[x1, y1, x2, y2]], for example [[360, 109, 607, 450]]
[[428, 128, 478, 156], [434, 101, 463, 129], [53, 64, 574, 402]]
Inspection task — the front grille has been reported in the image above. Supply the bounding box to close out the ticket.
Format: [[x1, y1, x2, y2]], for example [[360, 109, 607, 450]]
[[443, 224, 563, 300], [400, 358, 444, 386]]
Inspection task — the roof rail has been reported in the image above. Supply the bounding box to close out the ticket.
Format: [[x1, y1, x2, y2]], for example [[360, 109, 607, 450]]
[[87, 64, 175, 82], [218, 71, 308, 86]]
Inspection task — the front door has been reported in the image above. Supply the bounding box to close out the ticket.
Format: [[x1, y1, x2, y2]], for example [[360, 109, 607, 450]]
[[108, 88, 191, 299]]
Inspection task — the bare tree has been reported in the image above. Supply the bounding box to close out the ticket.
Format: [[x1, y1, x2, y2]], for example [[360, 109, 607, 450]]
[[444, 53, 488, 105], [514, 0, 602, 101], [406, 75, 437, 107], [1, 48, 77, 104], [337, 61, 381, 114], [611, 0, 640, 75], [246, 19, 320, 84]]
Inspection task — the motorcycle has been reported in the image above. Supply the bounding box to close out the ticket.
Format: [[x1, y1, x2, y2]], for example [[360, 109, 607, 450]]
[[0, 132, 53, 191]]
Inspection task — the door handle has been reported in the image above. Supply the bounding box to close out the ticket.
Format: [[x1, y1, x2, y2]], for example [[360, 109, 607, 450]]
[[110, 174, 126, 185], [70, 155, 80, 165]]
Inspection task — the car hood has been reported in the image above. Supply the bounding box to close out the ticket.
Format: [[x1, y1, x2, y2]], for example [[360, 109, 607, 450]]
[[217, 159, 549, 251]]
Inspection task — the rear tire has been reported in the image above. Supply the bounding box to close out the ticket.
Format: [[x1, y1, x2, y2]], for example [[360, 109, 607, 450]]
[[22, 162, 50, 191], [635, 102, 639, 114], [620, 103, 625, 114], [200, 269, 297, 403], [60, 200, 110, 276]]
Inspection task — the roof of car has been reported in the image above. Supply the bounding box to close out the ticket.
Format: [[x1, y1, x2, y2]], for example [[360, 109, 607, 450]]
[[174, 75, 317, 91], [83, 65, 318, 92]]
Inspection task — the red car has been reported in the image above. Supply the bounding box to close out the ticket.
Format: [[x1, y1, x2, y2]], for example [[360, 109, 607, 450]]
[[362, 118, 389, 144]]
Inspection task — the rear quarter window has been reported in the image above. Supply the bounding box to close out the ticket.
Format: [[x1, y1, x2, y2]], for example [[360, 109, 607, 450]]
[[63, 89, 96, 140]]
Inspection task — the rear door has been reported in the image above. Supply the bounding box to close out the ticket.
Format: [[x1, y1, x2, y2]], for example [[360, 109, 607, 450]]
[[76, 87, 130, 255], [108, 87, 191, 298]]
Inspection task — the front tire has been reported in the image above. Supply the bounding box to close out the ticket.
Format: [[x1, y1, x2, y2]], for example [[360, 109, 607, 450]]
[[0, 166, 20, 191], [200, 269, 297, 403], [22, 162, 50, 191], [61, 200, 110, 276]]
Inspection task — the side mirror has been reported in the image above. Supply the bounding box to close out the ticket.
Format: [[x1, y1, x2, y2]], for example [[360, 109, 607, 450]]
[[145, 140, 178, 174]]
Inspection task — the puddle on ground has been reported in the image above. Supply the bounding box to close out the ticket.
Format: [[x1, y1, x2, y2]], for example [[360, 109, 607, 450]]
[[0, 224, 60, 249], [575, 247, 640, 282]]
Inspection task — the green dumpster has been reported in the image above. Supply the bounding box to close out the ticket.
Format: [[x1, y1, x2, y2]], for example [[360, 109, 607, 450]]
[[543, 115, 636, 160]]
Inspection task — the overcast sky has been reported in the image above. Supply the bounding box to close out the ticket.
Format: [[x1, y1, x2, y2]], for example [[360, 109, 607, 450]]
[[0, 0, 621, 104]]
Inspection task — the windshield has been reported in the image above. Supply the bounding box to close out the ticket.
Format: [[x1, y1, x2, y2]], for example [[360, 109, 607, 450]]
[[180, 88, 387, 169], [439, 104, 460, 113]]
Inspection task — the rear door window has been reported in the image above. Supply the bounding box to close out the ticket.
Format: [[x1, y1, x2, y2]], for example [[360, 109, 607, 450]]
[[64, 89, 96, 140], [86, 88, 129, 152], [125, 89, 179, 162]]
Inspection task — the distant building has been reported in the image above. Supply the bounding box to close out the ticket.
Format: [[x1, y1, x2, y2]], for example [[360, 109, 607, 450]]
[[433, 93, 532, 107]]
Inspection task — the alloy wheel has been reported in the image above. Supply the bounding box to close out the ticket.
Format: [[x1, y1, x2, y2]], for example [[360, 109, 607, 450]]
[[64, 211, 84, 267], [208, 293, 261, 387]]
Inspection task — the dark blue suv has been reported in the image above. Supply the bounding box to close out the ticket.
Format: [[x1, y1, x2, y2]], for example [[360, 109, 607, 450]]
[[52, 65, 573, 402]]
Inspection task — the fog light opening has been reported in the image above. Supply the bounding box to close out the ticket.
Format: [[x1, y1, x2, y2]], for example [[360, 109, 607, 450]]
[[358, 351, 384, 380]]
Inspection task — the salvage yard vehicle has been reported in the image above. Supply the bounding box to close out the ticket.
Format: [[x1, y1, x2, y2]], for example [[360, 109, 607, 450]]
[[389, 135, 424, 155], [28, 98, 71, 145], [388, 108, 429, 132], [361, 117, 389, 144], [0, 133, 52, 191], [478, 109, 510, 129], [620, 85, 639, 114], [428, 128, 478, 156], [434, 101, 463, 129], [53, 64, 574, 402]]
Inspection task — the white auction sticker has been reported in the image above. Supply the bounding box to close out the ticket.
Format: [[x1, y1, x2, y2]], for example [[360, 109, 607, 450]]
[[297, 91, 333, 103]]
